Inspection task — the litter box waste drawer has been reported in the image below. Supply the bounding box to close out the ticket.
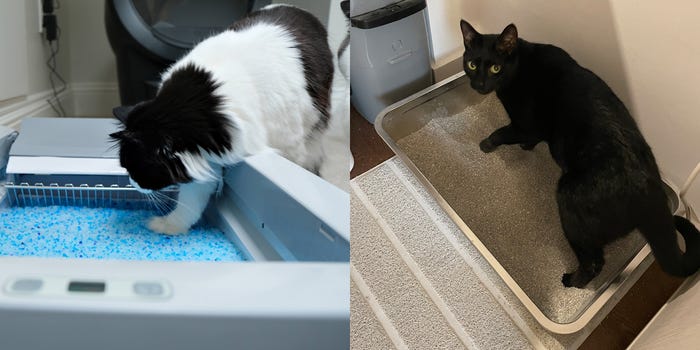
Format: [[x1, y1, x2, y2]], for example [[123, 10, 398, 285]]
[[374, 72, 680, 334]]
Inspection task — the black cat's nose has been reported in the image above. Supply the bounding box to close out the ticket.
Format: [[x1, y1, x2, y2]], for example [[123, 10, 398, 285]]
[[471, 80, 490, 94]]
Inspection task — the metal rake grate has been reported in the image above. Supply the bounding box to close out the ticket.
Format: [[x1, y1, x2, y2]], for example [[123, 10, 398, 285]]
[[3, 182, 178, 211]]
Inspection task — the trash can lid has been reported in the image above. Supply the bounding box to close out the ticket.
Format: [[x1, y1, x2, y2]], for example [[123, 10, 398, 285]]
[[350, 0, 426, 29]]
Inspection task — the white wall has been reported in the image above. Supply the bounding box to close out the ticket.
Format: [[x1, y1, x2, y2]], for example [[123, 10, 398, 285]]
[[0, 1, 29, 102], [60, 0, 119, 116], [425, 0, 700, 210], [425, 0, 477, 71], [62, 0, 117, 85], [0, 1, 73, 102], [0, 0, 71, 127], [608, 0, 700, 214], [0, 0, 118, 124], [327, 0, 348, 51]]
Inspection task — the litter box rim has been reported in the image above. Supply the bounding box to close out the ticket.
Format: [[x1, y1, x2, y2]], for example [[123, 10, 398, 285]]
[[373, 71, 682, 334]]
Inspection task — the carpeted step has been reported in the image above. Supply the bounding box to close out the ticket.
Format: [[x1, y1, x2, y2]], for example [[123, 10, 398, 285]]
[[350, 158, 650, 349]]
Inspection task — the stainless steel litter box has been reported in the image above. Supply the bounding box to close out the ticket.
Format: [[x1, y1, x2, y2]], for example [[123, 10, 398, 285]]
[[375, 72, 681, 334]]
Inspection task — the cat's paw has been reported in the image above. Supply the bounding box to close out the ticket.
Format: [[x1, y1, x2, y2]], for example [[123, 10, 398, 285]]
[[562, 273, 574, 287], [479, 138, 498, 153], [519, 142, 537, 151], [562, 272, 589, 289], [147, 216, 189, 235]]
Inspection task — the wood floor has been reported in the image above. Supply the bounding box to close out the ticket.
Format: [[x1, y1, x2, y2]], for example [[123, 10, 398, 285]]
[[349, 107, 685, 349]]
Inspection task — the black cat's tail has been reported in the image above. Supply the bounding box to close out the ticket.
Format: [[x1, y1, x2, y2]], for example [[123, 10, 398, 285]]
[[673, 215, 700, 275], [642, 214, 700, 277]]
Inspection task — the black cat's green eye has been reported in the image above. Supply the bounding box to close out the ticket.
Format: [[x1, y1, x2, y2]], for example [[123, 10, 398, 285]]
[[490, 65, 502, 74], [467, 60, 477, 71]]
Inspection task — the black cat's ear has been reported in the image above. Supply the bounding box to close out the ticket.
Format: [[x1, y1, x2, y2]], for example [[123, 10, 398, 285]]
[[109, 130, 125, 141], [496, 23, 518, 55], [112, 105, 135, 124], [460, 20, 481, 49]]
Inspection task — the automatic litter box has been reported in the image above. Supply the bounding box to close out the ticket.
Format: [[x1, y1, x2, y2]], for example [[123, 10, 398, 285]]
[[0, 117, 349, 349]]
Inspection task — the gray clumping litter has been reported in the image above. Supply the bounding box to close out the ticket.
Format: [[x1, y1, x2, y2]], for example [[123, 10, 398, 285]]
[[396, 93, 645, 324]]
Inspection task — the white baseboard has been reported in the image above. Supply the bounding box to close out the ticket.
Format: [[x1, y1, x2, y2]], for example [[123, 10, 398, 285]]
[[0, 82, 119, 129], [0, 89, 69, 129]]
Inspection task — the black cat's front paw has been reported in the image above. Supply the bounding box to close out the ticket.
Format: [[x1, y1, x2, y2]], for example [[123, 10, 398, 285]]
[[519, 142, 537, 151], [562, 273, 574, 288], [562, 272, 590, 289], [479, 138, 498, 153]]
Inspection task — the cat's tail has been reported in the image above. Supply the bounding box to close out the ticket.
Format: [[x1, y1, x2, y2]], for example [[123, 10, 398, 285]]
[[642, 214, 700, 278], [673, 215, 700, 275]]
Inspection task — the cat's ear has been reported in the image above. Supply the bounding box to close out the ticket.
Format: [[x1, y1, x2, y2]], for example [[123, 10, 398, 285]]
[[109, 130, 126, 141], [460, 20, 481, 49], [112, 105, 135, 124], [109, 130, 137, 142], [496, 23, 518, 55]]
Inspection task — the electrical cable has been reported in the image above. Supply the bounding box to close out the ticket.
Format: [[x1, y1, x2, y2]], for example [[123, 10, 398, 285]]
[[45, 19, 67, 117]]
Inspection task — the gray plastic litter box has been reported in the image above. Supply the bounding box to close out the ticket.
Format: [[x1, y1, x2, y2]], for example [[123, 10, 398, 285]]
[[0, 118, 349, 349], [350, 0, 432, 123]]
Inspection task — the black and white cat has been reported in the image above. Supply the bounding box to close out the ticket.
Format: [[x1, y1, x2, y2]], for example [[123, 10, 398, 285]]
[[459, 20, 700, 287], [110, 5, 348, 234]]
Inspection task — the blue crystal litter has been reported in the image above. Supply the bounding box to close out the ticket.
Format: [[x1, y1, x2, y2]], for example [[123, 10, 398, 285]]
[[0, 206, 246, 261]]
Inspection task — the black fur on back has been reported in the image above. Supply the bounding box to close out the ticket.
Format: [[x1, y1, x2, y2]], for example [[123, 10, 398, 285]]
[[229, 5, 334, 131], [110, 64, 232, 190], [460, 20, 700, 287]]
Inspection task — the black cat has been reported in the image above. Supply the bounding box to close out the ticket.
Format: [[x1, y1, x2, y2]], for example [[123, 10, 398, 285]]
[[459, 20, 700, 288]]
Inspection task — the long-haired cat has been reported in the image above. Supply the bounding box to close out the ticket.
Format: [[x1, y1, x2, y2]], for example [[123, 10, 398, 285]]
[[459, 20, 700, 287], [110, 5, 344, 235]]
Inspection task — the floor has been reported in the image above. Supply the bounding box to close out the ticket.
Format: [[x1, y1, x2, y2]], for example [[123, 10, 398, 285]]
[[350, 107, 685, 349]]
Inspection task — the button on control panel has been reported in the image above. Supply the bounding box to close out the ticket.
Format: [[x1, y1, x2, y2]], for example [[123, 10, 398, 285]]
[[133, 281, 164, 296], [10, 279, 43, 292]]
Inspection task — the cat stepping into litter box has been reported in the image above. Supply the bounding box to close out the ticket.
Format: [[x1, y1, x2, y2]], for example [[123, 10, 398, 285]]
[[110, 5, 347, 235]]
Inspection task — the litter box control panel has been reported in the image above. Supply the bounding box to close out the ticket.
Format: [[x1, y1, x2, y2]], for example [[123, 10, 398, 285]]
[[4, 277, 172, 300]]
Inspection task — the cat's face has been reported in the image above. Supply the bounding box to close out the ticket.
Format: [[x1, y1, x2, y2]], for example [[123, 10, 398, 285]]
[[110, 103, 192, 191], [460, 21, 519, 94]]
